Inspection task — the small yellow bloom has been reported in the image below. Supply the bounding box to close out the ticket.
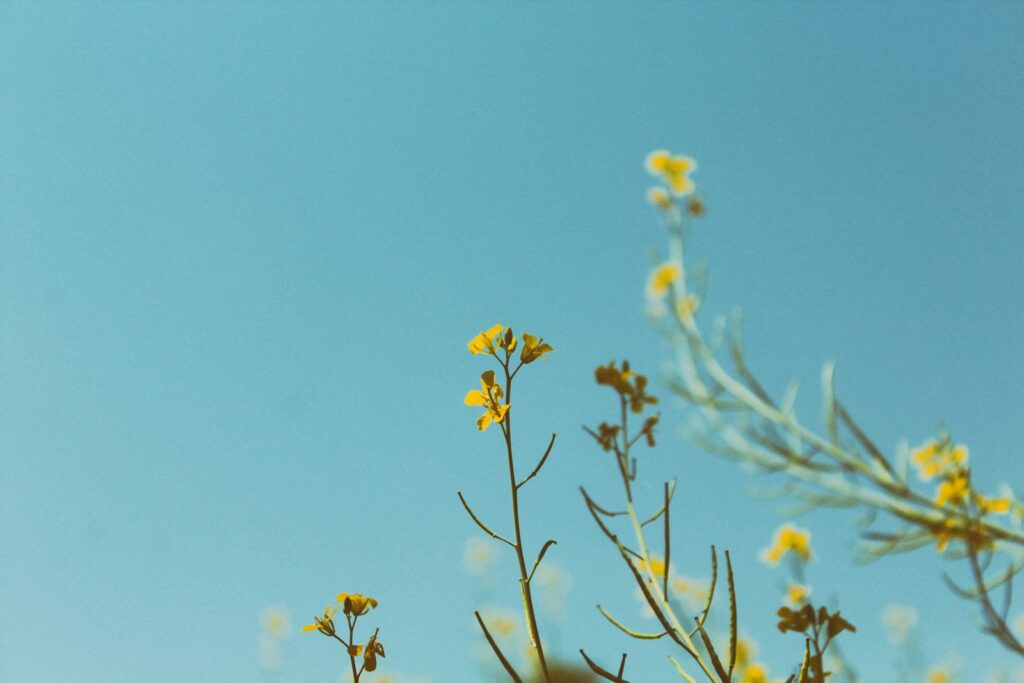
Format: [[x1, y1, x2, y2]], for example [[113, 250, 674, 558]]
[[464, 370, 511, 431], [912, 439, 968, 481], [935, 472, 969, 507], [520, 333, 553, 364], [732, 636, 757, 669], [338, 592, 378, 616], [759, 524, 812, 565], [301, 603, 339, 636], [468, 325, 504, 355], [645, 150, 697, 196], [646, 186, 672, 209], [785, 583, 812, 606], [977, 494, 1012, 515], [647, 263, 681, 299], [633, 555, 667, 577], [926, 665, 952, 683], [739, 663, 770, 683]]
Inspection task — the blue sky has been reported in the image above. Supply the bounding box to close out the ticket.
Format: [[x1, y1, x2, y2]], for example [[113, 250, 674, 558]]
[[2, 2, 1023, 681]]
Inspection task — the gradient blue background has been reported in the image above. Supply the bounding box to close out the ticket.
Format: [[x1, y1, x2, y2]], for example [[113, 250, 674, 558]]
[[2, 2, 1022, 681]]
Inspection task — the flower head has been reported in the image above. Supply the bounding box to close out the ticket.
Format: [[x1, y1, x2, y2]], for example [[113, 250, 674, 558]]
[[759, 524, 812, 565], [881, 603, 918, 644], [468, 325, 504, 356], [464, 370, 511, 431], [911, 439, 968, 481], [647, 262, 681, 299], [301, 603, 339, 636], [338, 592, 378, 616], [645, 150, 698, 196], [646, 186, 672, 209], [520, 333, 553, 364], [785, 583, 812, 606]]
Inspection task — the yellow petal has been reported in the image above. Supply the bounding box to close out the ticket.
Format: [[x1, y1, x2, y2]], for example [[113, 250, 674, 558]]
[[464, 390, 487, 406], [301, 623, 320, 632]]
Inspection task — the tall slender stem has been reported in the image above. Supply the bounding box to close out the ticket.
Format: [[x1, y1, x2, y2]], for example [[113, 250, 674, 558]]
[[503, 363, 551, 682]]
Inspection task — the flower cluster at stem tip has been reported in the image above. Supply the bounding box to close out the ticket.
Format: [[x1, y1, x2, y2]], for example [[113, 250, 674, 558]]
[[645, 149, 704, 217], [759, 524, 812, 566], [301, 593, 384, 672], [464, 324, 552, 431], [910, 435, 1012, 551]]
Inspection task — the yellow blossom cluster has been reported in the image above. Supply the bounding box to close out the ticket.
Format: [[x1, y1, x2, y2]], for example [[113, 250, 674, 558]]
[[464, 325, 552, 432], [302, 593, 384, 676], [644, 150, 705, 218], [911, 437, 1011, 550], [759, 524, 812, 566]]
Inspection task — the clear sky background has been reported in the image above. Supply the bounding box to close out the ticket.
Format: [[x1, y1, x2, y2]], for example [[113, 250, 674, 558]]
[[2, 2, 1023, 682]]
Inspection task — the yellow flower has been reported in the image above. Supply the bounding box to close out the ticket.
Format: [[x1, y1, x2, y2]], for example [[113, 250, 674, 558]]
[[759, 524, 812, 565], [338, 592, 378, 616], [646, 186, 672, 209], [926, 665, 952, 683], [645, 150, 697, 196], [740, 663, 770, 683], [468, 325, 504, 355], [633, 555, 668, 577], [464, 370, 511, 431], [976, 494, 1012, 515], [912, 439, 968, 481], [301, 603, 339, 636], [520, 333, 553, 364], [647, 263, 681, 299], [935, 471, 970, 507], [732, 636, 757, 669], [785, 583, 812, 606]]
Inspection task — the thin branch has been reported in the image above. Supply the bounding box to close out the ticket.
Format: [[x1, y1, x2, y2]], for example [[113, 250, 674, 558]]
[[527, 540, 557, 582], [475, 611, 523, 683], [580, 650, 631, 683], [517, 433, 557, 489], [458, 490, 516, 548]]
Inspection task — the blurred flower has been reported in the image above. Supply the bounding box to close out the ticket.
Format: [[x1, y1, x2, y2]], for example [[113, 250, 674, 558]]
[[259, 605, 291, 671], [912, 439, 968, 482], [676, 294, 701, 321], [926, 665, 954, 683], [739, 663, 771, 683], [338, 592, 378, 616], [647, 186, 672, 209], [759, 524, 812, 565], [262, 605, 291, 638], [670, 575, 710, 608], [645, 150, 697, 196], [935, 472, 969, 507], [647, 263, 681, 299], [468, 325, 504, 356], [785, 583, 811, 606], [976, 492, 1012, 515], [481, 606, 519, 639], [464, 536, 497, 577], [882, 603, 918, 644], [464, 370, 511, 431], [536, 563, 573, 622], [732, 635, 757, 669]]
